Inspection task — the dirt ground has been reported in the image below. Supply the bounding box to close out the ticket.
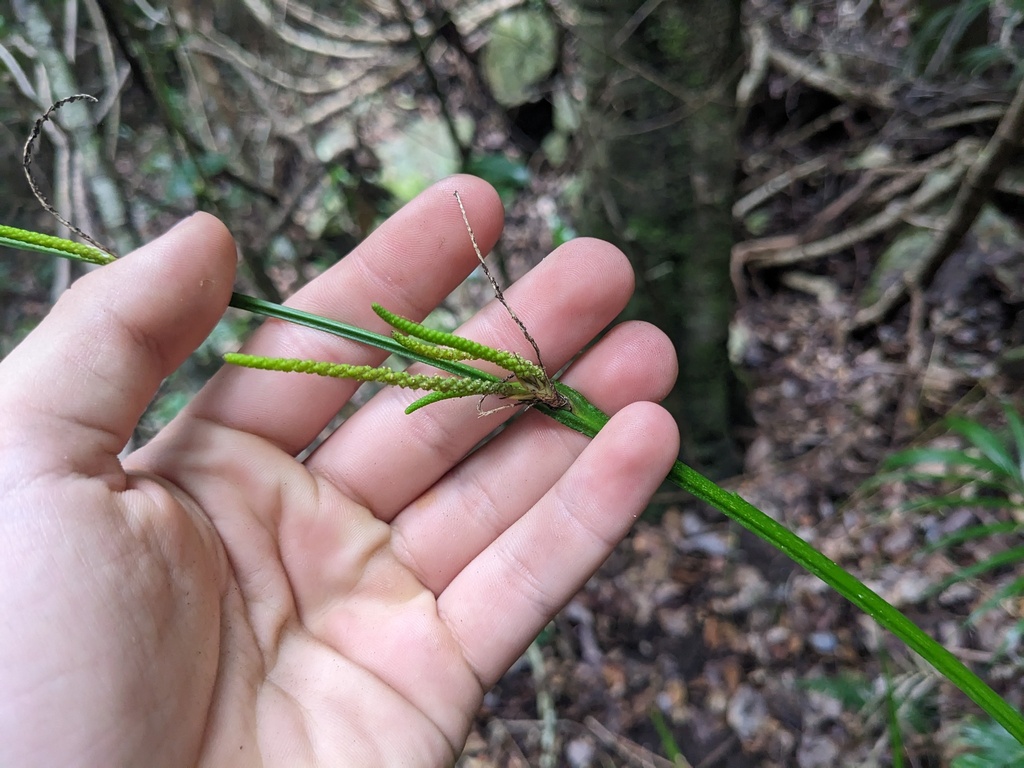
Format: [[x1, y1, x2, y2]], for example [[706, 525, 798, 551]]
[[457, 229, 1024, 767], [459, 4, 1024, 764]]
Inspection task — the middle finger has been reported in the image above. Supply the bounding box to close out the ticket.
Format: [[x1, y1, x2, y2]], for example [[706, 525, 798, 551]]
[[389, 319, 677, 594], [304, 237, 637, 516]]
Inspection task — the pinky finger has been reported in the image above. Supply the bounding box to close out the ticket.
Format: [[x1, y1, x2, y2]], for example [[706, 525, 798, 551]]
[[437, 401, 679, 687]]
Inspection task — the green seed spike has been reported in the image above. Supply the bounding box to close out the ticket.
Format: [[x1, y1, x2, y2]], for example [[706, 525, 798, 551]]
[[391, 332, 478, 363], [405, 390, 475, 414], [224, 304, 570, 413], [0, 224, 116, 265], [223, 353, 527, 400], [372, 303, 568, 411], [372, 303, 548, 383]]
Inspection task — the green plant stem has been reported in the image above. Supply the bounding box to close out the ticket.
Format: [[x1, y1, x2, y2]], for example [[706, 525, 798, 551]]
[[671, 463, 1023, 743], [542, 391, 1024, 744], [5, 227, 1024, 746]]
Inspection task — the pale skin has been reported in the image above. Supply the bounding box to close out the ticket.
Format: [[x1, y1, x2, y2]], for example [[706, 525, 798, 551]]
[[0, 176, 679, 766]]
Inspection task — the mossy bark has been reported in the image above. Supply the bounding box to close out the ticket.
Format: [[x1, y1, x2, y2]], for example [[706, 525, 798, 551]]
[[579, 0, 744, 477]]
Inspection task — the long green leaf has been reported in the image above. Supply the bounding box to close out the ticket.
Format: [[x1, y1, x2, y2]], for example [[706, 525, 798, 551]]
[[1002, 404, 1024, 484], [861, 471, 1011, 492], [903, 495, 1024, 514], [968, 575, 1024, 626], [881, 654, 906, 768], [925, 521, 1023, 553], [883, 447, 1005, 476], [953, 717, 1024, 768], [662, 460, 1024, 744], [948, 417, 1018, 481], [927, 545, 1024, 598]]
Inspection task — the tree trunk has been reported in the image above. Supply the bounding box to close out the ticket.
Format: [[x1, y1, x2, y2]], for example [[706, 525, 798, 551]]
[[579, 0, 745, 478]]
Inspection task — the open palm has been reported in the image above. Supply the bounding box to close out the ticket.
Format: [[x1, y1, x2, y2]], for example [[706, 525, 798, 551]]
[[0, 177, 678, 766]]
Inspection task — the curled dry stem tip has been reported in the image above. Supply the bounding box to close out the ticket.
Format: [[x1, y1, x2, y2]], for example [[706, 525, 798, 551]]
[[23, 94, 117, 259]]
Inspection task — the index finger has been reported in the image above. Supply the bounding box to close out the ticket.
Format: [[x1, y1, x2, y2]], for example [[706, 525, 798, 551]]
[[177, 175, 503, 456]]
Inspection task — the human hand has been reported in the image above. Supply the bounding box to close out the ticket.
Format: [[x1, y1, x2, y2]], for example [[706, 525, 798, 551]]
[[0, 176, 679, 766]]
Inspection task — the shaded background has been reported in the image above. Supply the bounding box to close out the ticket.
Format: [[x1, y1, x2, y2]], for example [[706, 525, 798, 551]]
[[2, 1, 1024, 765]]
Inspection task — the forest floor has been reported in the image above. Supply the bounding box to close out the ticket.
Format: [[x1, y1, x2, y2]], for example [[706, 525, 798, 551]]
[[459, 4, 1024, 767], [458, 242, 1024, 767]]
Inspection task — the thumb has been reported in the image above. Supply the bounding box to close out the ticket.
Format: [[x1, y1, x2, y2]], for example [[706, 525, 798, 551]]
[[0, 213, 236, 480]]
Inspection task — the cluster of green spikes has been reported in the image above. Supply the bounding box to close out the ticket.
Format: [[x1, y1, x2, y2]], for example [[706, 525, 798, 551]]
[[225, 303, 569, 414]]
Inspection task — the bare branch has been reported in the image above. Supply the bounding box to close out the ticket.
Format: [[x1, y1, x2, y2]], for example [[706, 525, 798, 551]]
[[23, 94, 116, 256], [269, 0, 407, 43], [853, 75, 1024, 329], [239, 0, 404, 60], [741, 166, 963, 270], [762, 23, 895, 110]]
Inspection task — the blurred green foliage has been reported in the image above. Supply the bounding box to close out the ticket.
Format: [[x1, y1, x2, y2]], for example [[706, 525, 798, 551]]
[[953, 717, 1024, 767]]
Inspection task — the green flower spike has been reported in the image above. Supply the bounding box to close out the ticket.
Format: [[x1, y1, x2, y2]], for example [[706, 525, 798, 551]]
[[0, 224, 115, 266], [371, 303, 567, 410], [224, 304, 570, 415]]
